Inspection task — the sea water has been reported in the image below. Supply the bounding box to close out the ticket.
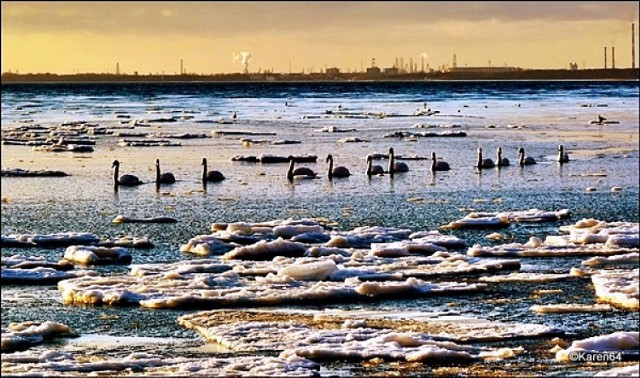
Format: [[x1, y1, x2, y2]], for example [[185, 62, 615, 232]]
[[1, 81, 638, 375]]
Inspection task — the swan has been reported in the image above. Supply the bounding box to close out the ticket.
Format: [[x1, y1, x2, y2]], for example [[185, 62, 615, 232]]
[[496, 147, 510, 167], [476, 148, 495, 169], [326, 154, 350, 179], [388, 147, 409, 175], [557, 145, 570, 164], [112, 160, 142, 186], [518, 147, 536, 166], [366, 155, 385, 176], [155, 159, 176, 185], [431, 152, 450, 172], [287, 155, 317, 180], [202, 158, 225, 182]]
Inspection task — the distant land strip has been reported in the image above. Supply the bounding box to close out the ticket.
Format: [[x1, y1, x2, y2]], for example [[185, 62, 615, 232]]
[[1, 68, 638, 83]]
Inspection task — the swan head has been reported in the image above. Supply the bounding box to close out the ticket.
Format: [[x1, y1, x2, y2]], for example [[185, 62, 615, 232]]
[[388, 147, 395, 155], [497, 147, 502, 154], [478, 147, 483, 154], [201, 157, 207, 166], [288, 155, 295, 161], [559, 145, 564, 152], [518, 147, 525, 154], [431, 152, 436, 160], [326, 154, 333, 163], [112, 160, 120, 168], [155, 159, 160, 167]]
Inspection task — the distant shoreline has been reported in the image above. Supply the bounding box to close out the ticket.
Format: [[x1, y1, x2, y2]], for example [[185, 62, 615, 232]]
[[2, 68, 638, 84]]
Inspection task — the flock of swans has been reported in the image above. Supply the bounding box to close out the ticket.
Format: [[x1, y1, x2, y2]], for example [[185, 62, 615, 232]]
[[112, 144, 571, 187]]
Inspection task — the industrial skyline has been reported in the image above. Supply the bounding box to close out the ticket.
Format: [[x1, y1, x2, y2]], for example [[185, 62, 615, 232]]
[[2, 1, 639, 75]]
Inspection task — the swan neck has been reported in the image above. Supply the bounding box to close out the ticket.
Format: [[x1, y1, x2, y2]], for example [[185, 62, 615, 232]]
[[113, 164, 119, 185], [287, 159, 295, 179], [327, 157, 333, 178], [202, 160, 207, 181]]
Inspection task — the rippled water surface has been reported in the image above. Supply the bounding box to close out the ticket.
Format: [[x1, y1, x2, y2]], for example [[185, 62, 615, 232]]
[[2, 81, 638, 375]]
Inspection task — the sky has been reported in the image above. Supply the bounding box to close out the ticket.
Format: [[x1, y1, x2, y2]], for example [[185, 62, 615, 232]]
[[2, 1, 639, 75]]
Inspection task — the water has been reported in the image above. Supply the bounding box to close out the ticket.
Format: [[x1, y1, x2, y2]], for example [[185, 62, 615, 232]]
[[1, 81, 638, 375]]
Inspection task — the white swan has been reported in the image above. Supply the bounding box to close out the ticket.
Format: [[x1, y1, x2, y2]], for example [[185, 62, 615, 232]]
[[287, 155, 317, 180], [202, 158, 225, 182], [518, 147, 536, 166], [557, 145, 570, 164], [388, 147, 409, 175], [155, 159, 176, 185], [496, 147, 510, 167], [477, 148, 495, 169], [112, 160, 142, 186], [366, 155, 385, 176], [431, 152, 450, 172], [326, 154, 350, 179]]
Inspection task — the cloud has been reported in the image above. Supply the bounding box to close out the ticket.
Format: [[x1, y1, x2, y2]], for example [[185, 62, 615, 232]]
[[2, 1, 637, 38]]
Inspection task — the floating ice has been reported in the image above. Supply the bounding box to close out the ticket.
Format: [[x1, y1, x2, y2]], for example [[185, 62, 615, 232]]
[[591, 269, 639, 310], [63, 245, 132, 265], [58, 271, 486, 309], [1, 254, 73, 271], [582, 253, 639, 267], [0, 349, 320, 377], [1, 232, 100, 248], [555, 331, 639, 362], [179, 309, 555, 364], [479, 272, 576, 283], [222, 238, 307, 260], [1, 321, 77, 353], [530, 304, 614, 314], [440, 209, 570, 230], [2, 267, 97, 285]]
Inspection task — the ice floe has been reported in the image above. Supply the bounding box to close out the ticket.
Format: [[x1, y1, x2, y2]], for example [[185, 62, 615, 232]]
[[63, 245, 132, 265], [555, 331, 639, 362], [0, 350, 320, 377], [557, 219, 639, 248], [530, 304, 614, 314], [468, 237, 637, 257], [179, 309, 558, 364], [440, 209, 570, 230], [582, 253, 639, 267], [591, 269, 639, 310], [1, 321, 77, 353], [479, 272, 576, 283], [58, 271, 487, 309], [1, 232, 153, 249]]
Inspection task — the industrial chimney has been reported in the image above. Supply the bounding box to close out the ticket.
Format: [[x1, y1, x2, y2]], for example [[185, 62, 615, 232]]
[[633, 23, 636, 69], [604, 47, 607, 69], [612, 46, 615, 69]]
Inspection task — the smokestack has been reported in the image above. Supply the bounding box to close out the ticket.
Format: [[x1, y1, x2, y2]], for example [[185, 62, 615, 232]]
[[180, 59, 183, 75], [604, 47, 607, 69], [633, 23, 636, 69], [453, 54, 457, 68], [116, 62, 119, 75], [612, 46, 615, 69]]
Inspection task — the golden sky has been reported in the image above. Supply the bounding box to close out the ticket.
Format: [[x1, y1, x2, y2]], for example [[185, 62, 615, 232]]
[[2, 1, 639, 74]]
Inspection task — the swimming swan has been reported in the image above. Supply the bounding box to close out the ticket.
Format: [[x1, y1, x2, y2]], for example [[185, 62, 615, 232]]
[[366, 155, 385, 176], [518, 147, 536, 166], [557, 145, 570, 164], [496, 147, 510, 167], [388, 147, 409, 175], [202, 158, 225, 182], [326, 154, 350, 179], [431, 152, 450, 171], [477, 148, 495, 169], [112, 160, 142, 186], [287, 155, 317, 180], [155, 159, 176, 185]]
